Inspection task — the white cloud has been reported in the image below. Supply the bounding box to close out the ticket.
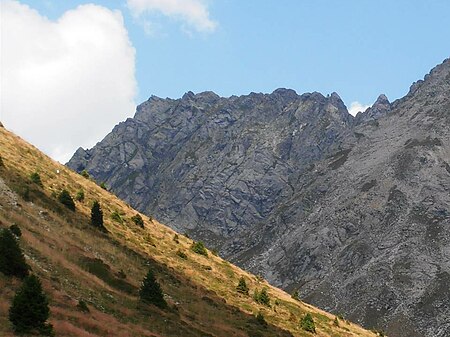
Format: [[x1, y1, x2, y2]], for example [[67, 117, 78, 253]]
[[127, 0, 217, 34], [1, 1, 137, 163], [348, 101, 370, 116]]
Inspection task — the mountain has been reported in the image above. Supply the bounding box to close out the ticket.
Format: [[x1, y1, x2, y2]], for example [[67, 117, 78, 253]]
[[68, 58, 450, 337], [0, 126, 375, 336]]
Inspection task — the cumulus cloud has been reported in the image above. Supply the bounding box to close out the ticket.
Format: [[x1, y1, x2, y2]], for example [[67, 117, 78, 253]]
[[127, 0, 217, 34], [1, 1, 137, 163], [348, 101, 370, 116]]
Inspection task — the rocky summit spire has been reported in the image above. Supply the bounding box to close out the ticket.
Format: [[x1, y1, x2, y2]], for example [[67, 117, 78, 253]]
[[354, 94, 391, 124]]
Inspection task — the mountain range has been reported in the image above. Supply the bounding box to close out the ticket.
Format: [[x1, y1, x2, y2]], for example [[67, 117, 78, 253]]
[[68, 58, 450, 337]]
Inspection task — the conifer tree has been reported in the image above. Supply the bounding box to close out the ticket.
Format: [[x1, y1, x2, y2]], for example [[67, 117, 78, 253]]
[[236, 276, 249, 295], [9, 274, 53, 335], [139, 269, 166, 309], [0, 228, 29, 278], [258, 287, 270, 306], [90, 201, 104, 229]]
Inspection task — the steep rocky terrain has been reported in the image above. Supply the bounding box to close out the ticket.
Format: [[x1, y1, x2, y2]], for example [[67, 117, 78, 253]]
[[68, 58, 450, 337]]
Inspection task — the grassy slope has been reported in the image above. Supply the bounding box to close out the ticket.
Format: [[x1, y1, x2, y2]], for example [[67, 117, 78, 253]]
[[0, 126, 376, 337]]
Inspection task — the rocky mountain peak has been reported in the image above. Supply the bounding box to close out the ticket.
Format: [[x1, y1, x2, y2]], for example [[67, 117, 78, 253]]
[[407, 58, 450, 97], [354, 94, 391, 124]]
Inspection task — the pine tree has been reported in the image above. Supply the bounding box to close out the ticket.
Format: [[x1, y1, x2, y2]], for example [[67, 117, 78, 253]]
[[0, 228, 29, 278], [258, 287, 270, 306], [90, 201, 104, 229], [29, 172, 43, 187], [139, 269, 166, 309], [300, 313, 316, 333], [236, 276, 249, 295], [9, 274, 53, 335], [58, 189, 75, 211]]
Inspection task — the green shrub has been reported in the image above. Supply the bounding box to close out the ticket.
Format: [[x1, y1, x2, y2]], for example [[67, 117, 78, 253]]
[[9, 274, 54, 335], [80, 170, 90, 179], [0, 228, 29, 278], [300, 313, 316, 333], [90, 201, 104, 229], [58, 189, 75, 211], [236, 276, 249, 295], [253, 288, 270, 306], [256, 311, 267, 327], [191, 241, 208, 256], [100, 182, 107, 190], [75, 189, 85, 202], [139, 269, 166, 309], [9, 224, 22, 237], [80, 257, 134, 294], [291, 289, 300, 301], [76, 300, 90, 313], [176, 250, 187, 259], [110, 210, 124, 224], [131, 214, 144, 227], [29, 172, 43, 187]]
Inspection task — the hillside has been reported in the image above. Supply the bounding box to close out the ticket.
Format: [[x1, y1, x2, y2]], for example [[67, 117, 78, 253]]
[[0, 126, 376, 336], [67, 58, 450, 337]]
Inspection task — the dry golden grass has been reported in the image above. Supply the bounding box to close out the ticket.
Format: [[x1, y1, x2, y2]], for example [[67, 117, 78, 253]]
[[0, 126, 376, 337]]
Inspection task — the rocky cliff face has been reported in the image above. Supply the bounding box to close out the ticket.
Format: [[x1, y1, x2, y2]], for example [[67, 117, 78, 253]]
[[68, 58, 450, 337]]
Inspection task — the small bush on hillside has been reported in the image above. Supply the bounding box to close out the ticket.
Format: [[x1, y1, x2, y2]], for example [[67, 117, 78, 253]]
[[9, 274, 54, 336], [76, 300, 90, 313], [173, 234, 179, 243], [236, 276, 249, 295], [253, 288, 270, 306], [176, 250, 187, 259], [100, 182, 107, 190], [75, 189, 85, 202], [191, 241, 208, 256], [58, 189, 75, 211], [116, 269, 127, 279], [90, 201, 104, 229], [0, 228, 29, 278], [333, 316, 339, 327], [9, 224, 22, 237], [110, 210, 124, 224], [139, 269, 166, 309], [256, 311, 267, 327], [300, 313, 316, 333], [29, 172, 43, 187], [131, 214, 144, 227], [80, 170, 90, 179], [291, 289, 300, 301]]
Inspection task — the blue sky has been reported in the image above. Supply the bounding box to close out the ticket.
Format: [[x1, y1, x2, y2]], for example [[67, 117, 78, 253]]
[[20, 0, 450, 104], [2, 0, 449, 161]]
